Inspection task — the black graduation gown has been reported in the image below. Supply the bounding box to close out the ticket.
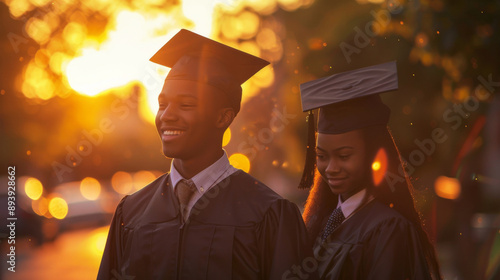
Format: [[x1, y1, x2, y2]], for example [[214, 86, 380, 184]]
[[313, 200, 432, 280], [97, 170, 315, 280]]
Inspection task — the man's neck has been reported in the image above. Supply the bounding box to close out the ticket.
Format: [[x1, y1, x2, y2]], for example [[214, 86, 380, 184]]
[[173, 149, 224, 179]]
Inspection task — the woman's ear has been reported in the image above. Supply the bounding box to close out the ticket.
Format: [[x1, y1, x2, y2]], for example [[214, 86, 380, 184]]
[[215, 107, 235, 129]]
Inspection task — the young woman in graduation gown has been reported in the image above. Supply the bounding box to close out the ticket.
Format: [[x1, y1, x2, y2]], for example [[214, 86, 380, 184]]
[[298, 62, 442, 280]]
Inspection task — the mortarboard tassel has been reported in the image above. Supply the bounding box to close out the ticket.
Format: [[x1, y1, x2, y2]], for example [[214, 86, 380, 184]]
[[298, 110, 317, 189]]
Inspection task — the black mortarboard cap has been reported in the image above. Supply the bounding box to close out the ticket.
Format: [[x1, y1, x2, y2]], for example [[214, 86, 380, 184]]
[[150, 29, 270, 113], [297, 61, 398, 188]]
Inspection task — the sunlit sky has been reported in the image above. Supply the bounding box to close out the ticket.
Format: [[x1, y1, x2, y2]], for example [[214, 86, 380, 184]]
[[4, 0, 313, 124]]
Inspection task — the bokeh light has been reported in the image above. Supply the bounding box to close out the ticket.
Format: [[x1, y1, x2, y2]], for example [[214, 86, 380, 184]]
[[132, 170, 156, 190], [24, 177, 43, 200], [111, 171, 133, 194], [222, 128, 231, 147], [229, 153, 251, 173], [80, 177, 102, 201], [372, 148, 388, 186], [31, 196, 49, 216], [48, 197, 69, 219], [434, 176, 461, 200]]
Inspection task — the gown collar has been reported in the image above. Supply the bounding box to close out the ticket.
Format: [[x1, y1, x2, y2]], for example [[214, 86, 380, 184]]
[[141, 174, 179, 223]]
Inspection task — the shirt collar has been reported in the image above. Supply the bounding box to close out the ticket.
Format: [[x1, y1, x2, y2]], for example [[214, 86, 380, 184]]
[[170, 150, 232, 194], [337, 188, 367, 218]]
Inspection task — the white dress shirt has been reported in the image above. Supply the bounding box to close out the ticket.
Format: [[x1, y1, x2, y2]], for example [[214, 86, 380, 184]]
[[170, 150, 238, 218], [337, 188, 368, 219]]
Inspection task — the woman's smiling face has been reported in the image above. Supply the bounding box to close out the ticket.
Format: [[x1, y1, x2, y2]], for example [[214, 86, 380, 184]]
[[316, 130, 368, 201]]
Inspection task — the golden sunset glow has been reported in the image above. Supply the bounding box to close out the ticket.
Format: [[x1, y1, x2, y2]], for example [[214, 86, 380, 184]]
[[64, 10, 173, 97], [1, 1, 494, 279], [87, 226, 110, 257], [7, 0, 311, 124]]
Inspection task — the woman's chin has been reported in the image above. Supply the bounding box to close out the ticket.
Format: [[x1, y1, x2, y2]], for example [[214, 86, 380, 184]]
[[327, 185, 345, 196]]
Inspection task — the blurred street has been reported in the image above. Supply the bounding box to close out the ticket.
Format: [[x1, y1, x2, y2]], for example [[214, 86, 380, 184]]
[[2, 227, 108, 280]]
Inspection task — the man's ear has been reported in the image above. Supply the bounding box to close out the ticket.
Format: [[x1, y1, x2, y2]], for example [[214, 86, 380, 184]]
[[215, 107, 235, 129]]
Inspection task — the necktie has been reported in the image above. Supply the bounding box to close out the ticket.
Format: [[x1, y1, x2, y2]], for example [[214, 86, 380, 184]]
[[175, 179, 196, 222], [321, 207, 345, 241]]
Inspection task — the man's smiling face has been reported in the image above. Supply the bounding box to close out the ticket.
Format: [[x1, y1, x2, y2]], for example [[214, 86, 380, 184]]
[[155, 79, 223, 160]]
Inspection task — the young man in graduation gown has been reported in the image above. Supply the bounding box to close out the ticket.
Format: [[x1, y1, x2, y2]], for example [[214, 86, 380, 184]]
[[97, 29, 315, 280], [298, 62, 442, 279]]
